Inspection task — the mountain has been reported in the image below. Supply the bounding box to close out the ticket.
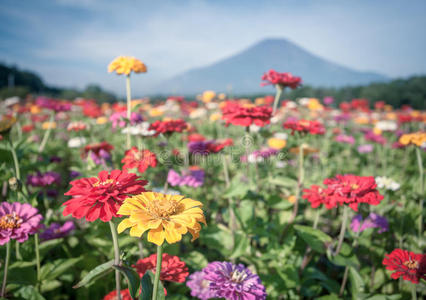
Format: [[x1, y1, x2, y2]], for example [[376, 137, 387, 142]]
[[154, 38, 388, 94]]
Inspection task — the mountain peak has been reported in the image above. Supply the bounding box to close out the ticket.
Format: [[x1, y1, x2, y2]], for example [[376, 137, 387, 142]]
[[153, 38, 387, 94]]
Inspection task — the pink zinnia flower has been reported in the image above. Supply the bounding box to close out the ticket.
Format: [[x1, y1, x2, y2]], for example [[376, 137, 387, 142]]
[[261, 70, 301, 89], [0, 202, 43, 245]]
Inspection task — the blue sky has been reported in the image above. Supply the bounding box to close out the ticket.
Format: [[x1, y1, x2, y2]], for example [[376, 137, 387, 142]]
[[1, 0, 426, 95]]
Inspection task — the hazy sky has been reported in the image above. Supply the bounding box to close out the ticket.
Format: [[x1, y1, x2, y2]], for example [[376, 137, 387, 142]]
[[1, 0, 426, 95]]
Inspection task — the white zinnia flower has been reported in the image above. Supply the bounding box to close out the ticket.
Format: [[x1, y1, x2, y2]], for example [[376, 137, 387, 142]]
[[67, 137, 87, 148], [121, 122, 155, 136], [375, 176, 400, 191], [375, 120, 397, 132]]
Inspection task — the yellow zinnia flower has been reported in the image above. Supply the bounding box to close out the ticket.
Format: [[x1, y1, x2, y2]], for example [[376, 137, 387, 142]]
[[399, 132, 426, 147], [108, 56, 147, 75], [268, 137, 286, 150], [202, 90, 216, 103], [96, 116, 108, 125], [117, 192, 206, 246]]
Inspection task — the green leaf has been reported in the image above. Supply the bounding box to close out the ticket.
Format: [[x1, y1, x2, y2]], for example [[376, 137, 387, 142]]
[[230, 231, 251, 259], [41, 257, 83, 281], [140, 271, 153, 300], [268, 177, 297, 188], [40, 280, 62, 293], [112, 265, 141, 299], [294, 225, 332, 253], [13, 286, 46, 300], [349, 267, 365, 299], [73, 259, 114, 289], [38, 238, 64, 260], [316, 295, 340, 300], [140, 270, 165, 300], [184, 251, 208, 269], [276, 265, 299, 288]]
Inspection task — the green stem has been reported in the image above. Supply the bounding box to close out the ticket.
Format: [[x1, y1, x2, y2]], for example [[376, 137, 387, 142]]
[[313, 208, 321, 229], [415, 147, 424, 244], [126, 75, 132, 149], [15, 241, 22, 260], [339, 266, 349, 296], [109, 221, 121, 300], [35, 234, 41, 285], [293, 144, 305, 221], [335, 205, 349, 256], [8, 139, 20, 180], [138, 239, 144, 260], [339, 231, 360, 295], [152, 244, 163, 300], [411, 282, 417, 300], [38, 112, 54, 153], [1, 242, 11, 297], [272, 84, 283, 115]]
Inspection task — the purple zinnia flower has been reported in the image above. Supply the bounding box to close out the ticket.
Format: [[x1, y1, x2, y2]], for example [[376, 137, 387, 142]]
[[90, 149, 111, 165], [186, 271, 215, 300], [350, 213, 389, 234], [188, 141, 211, 156], [167, 169, 204, 188], [335, 134, 355, 145], [334, 113, 351, 123], [49, 156, 62, 163], [109, 111, 143, 129], [69, 170, 81, 179], [357, 144, 373, 154], [27, 171, 61, 187], [0, 202, 43, 245], [241, 148, 278, 163], [203, 261, 266, 300], [40, 221, 75, 241]]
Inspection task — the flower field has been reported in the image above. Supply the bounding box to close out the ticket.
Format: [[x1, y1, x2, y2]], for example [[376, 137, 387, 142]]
[[0, 61, 425, 300]]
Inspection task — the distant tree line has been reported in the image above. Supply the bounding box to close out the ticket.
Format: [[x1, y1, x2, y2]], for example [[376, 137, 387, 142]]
[[244, 76, 426, 109], [1, 63, 425, 108], [0, 63, 116, 102]]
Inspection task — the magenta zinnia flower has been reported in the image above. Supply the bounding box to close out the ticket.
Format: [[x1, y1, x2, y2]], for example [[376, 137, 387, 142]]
[[203, 261, 266, 300], [0, 202, 43, 245]]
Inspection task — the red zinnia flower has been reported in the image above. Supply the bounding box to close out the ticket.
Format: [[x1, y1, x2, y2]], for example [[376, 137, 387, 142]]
[[323, 174, 384, 211], [83, 103, 103, 118], [261, 70, 301, 89], [133, 253, 189, 283], [81, 141, 114, 159], [187, 133, 206, 142], [208, 138, 234, 153], [121, 147, 157, 173], [103, 289, 133, 300], [382, 249, 426, 284], [221, 101, 272, 127], [302, 185, 336, 209], [22, 124, 35, 133], [283, 119, 325, 135], [149, 119, 188, 136], [63, 170, 147, 222]]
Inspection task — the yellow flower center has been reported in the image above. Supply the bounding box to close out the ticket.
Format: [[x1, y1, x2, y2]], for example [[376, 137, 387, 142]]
[[0, 213, 22, 229], [351, 184, 359, 189], [403, 260, 419, 269], [93, 179, 115, 187], [146, 199, 181, 220], [230, 269, 248, 283]]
